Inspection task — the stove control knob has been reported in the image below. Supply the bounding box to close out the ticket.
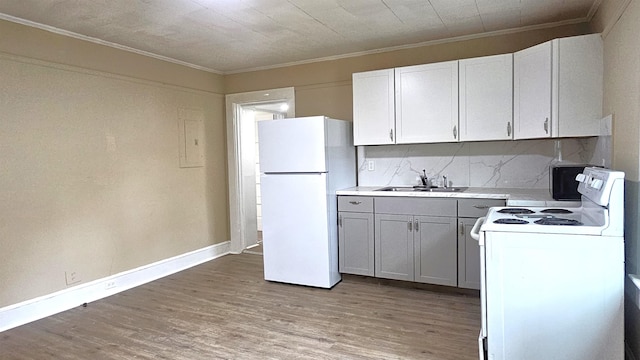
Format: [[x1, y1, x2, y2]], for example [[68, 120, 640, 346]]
[[591, 178, 603, 190], [576, 173, 586, 182]]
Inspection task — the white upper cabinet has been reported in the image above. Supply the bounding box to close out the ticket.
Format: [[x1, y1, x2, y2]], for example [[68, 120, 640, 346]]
[[552, 34, 603, 138], [395, 61, 459, 144], [352, 69, 395, 145], [459, 54, 513, 141], [353, 34, 603, 145], [514, 41, 552, 139], [514, 34, 603, 140]]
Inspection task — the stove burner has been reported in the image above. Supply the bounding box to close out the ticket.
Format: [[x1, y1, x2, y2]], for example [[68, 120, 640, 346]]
[[497, 208, 535, 214], [494, 218, 529, 224], [540, 208, 573, 214], [534, 218, 583, 226]]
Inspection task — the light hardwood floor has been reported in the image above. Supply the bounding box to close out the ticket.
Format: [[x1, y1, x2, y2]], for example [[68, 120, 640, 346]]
[[0, 253, 481, 359]]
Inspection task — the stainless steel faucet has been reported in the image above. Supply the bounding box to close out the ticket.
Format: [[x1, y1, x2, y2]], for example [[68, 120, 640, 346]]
[[420, 169, 428, 186]]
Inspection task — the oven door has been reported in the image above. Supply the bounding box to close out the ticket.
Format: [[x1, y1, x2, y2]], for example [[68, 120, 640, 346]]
[[470, 217, 488, 359]]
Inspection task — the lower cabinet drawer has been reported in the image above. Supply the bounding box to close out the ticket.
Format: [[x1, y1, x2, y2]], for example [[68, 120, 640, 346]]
[[338, 196, 374, 212], [375, 197, 456, 216], [458, 198, 505, 218]]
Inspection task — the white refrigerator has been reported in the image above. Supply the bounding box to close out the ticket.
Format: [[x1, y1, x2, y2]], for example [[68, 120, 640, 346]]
[[258, 116, 356, 288]]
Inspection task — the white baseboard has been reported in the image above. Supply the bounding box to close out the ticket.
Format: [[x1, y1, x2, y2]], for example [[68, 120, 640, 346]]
[[0, 241, 230, 333]]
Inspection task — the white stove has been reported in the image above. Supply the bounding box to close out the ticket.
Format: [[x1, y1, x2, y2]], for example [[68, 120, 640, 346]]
[[481, 167, 624, 236], [473, 167, 625, 360]]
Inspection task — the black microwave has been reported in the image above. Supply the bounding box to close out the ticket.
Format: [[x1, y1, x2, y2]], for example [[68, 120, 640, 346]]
[[550, 165, 589, 200]]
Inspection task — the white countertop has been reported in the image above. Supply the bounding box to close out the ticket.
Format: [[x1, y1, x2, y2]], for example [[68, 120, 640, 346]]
[[336, 186, 582, 207]]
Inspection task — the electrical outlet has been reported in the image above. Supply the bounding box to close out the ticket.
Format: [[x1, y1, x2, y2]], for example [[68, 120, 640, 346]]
[[367, 160, 375, 171], [65, 271, 80, 285], [105, 280, 117, 290]]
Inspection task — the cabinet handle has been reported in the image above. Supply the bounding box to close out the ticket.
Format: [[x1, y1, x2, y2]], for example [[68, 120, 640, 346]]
[[473, 205, 490, 209], [507, 122, 511, 137], [349, 201, 362, 205], [390, 129, 394, 142], [415, 220, 419, 232], [408, 221, 412, 232], [459, 222, 464, 236], [453, 125, 457, 139], [339, 215, 342, 227], [544, 118, 549, 134]]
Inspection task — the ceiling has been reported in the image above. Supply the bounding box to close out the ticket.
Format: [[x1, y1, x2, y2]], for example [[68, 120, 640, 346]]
[[0, 0, 600, 74]]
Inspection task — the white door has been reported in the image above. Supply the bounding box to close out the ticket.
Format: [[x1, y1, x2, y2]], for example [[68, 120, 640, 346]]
[[258, 117, 327, 173], [352, 69, 395, 145], [261, 173, 334, 288], [459, 54, 513, 141], [395, 61, 459, 143], [513, 41, 552, 139], [225, 87, 295, 254]]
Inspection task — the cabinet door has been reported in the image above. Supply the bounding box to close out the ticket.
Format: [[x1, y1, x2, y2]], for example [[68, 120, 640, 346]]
[[413, 216, 457, 286], [352, 69, 395, 145], [514, 41, 552, 139], [395, 61, 459, 144], [375, 214, 414, 281], [459, 54, 513, 141], [553, 34, 604, 138], [338, 211, 374, 276], [458, 218, 481, 290]]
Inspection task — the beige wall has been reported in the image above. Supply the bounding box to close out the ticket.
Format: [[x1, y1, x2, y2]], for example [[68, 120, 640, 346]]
[[225, 23, 590, 120], [0, 20, 228, 307], [592, 0, 640, 181], [591, 0, 640, 358]]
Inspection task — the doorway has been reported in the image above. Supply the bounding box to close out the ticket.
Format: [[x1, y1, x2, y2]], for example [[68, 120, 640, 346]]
[[225, 88, 295, 254]]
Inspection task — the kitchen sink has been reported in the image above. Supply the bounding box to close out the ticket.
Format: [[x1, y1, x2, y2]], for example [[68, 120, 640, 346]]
[[376, 186, 468, 193]]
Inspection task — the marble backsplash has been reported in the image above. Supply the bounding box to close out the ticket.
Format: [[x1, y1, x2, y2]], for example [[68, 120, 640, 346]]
[[357, 137, 611, 189]]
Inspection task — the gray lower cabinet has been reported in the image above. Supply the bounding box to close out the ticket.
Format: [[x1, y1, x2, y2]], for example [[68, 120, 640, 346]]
[[339, 194, 504, 288], [414, 215, 457, 286], [374, 197, 457, 285], [457, 217, 481, 289], [338, 196, 374, 276], [374, 213, 414, 280], [457, 198, 506, 289]]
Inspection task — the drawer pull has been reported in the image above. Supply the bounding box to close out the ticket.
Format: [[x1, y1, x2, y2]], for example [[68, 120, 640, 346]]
[[473, 205, 490, 209], [349, 201, 362, 205]]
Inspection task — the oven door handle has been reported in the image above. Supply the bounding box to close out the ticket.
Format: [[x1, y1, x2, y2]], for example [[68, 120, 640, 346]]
[[470, 217, 485, 241]]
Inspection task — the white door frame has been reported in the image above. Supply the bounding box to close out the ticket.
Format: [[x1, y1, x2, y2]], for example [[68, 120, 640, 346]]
[[225, 87, 295, 253]]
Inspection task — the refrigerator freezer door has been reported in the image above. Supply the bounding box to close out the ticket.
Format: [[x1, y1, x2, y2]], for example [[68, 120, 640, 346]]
[[261, 173, 340, 288], [258, 117, 327, 173]]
